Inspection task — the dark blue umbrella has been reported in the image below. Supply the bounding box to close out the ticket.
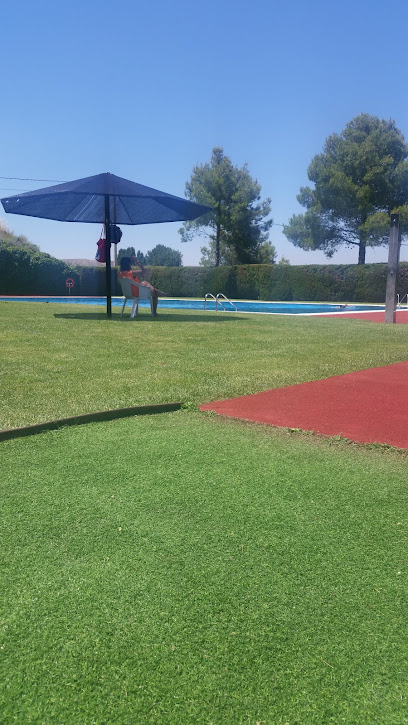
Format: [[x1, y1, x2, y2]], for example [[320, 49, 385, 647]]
[[1, 172, 211, 315]]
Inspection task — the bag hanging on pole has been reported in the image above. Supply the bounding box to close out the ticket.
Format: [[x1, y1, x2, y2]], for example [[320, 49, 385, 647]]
[[95, 225, 107, 262], [95, 225, 121, 262], [109, 224, 122, 244]]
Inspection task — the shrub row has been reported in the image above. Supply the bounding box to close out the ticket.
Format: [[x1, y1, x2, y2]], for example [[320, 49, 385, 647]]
[[2, 244, 408, 303], [144, 262, 408, 303], [0, 245, 80, 295]]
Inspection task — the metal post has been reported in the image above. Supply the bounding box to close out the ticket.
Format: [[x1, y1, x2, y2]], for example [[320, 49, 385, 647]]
[[104, 195, 112, 317], [385, 214, 401, 323]]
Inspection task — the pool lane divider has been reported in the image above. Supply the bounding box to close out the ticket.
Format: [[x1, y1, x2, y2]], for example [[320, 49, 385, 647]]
[[0, 402, 184, 442]]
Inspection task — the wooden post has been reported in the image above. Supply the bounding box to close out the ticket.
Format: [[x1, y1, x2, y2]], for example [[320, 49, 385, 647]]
[[104, 195, 112, 317], [385, 214, 400, 323]]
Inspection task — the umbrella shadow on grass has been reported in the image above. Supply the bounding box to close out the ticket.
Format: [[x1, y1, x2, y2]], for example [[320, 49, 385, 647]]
[[53, 312, 245, 323]]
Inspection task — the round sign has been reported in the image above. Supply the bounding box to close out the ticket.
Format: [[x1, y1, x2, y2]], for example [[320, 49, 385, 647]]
[[65, 278, 75, 288]]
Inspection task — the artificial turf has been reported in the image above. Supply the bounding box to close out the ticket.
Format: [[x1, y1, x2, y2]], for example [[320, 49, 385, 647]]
[[1, 412, 407, 724]]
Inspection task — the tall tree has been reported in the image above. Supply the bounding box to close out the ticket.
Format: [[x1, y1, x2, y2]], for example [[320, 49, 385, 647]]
[[257, 240, 277, 264], [145, 244, 182, 266], [180, 147, 273, 266], [283, 114, 408, 264]]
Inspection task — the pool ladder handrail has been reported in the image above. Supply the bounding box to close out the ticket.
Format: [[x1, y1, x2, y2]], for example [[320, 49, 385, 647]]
[[204, 293, 237, 311], [397, 293, 408, 307]]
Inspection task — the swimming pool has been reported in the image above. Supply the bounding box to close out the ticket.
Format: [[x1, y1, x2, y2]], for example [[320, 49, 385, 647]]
[[0, 296, 383, 314]]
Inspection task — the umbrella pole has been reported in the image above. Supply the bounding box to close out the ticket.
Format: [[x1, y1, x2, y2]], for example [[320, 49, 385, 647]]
[[104, 195, 112, 317]]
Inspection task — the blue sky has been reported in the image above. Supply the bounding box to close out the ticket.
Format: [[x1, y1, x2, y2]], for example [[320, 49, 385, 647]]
[[1, 0, 408, 266]]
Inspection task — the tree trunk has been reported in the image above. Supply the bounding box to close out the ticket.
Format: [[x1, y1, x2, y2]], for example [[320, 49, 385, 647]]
[[358, 222, 367, 265], [215, 218, 221, 266], [358, 239, 366, 264]]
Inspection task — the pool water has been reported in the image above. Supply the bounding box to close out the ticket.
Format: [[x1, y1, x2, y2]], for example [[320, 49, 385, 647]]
[[0, 297, 383, 314]]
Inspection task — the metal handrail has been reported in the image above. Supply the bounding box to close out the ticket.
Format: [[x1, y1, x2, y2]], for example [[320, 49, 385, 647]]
[[397, 293, 408, 307], [204, 293, 217, 310], [216, 293, 237, 311], [204, 292, 237, 311]]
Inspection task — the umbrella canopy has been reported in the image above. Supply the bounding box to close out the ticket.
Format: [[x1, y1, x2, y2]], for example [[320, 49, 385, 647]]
[[1, 172, 211, 315], [1, 172, 210, 225]]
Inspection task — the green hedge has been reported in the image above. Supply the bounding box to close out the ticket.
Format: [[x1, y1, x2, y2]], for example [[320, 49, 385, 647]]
[[0, 245, 79, 295], [143, 263, 408, 303], [3, 247, 408, 303], [75, 266, 111, 296]]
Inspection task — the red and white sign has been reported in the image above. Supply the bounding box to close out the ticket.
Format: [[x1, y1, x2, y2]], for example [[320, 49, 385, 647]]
[[65, 278, 75, 288]]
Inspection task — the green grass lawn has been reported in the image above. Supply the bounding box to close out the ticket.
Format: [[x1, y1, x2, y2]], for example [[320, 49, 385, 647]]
[[1, 301, 408, 723], [2, 414, 407, 724]]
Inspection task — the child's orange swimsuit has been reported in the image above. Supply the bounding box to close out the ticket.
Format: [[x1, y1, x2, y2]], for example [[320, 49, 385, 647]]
[[119, 270, 141, 297]]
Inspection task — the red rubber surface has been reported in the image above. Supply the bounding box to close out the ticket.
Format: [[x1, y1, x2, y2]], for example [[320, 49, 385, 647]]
[[200, 361, 408, 449], [317, 309, 408, 323]]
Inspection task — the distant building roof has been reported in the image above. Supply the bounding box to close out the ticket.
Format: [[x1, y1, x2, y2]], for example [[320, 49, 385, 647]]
[[62, 258, 103, 267]]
